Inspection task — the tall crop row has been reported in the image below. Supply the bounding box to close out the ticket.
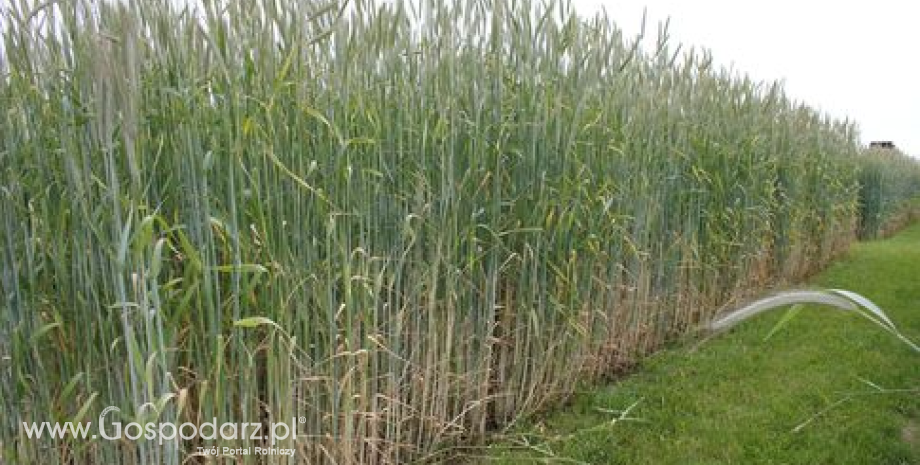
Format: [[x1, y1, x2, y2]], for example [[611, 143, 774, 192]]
[[2, 0, 919, 463]]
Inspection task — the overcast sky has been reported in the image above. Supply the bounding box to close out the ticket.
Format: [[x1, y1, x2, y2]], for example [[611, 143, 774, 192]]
[[571, 0, 920, 157]]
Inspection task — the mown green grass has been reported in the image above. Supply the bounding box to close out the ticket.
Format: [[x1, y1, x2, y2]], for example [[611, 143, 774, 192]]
[[485, 222, 920, 464]]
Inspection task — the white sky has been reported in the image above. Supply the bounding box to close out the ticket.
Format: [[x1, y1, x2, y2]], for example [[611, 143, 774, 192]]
[[571, 0, 920, 157]]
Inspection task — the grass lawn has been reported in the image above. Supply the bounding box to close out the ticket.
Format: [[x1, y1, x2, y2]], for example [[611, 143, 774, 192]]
[[483, 222, 920, 464]]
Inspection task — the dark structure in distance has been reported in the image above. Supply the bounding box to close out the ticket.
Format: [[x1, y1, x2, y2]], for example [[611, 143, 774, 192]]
[[869, 141, 896, 149]]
